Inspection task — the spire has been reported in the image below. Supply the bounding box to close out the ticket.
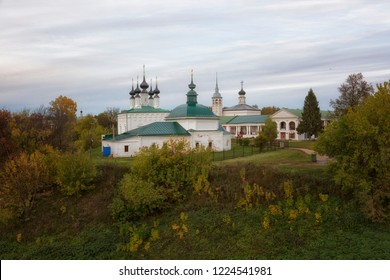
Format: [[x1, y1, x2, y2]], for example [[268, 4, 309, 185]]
[[140, 64, 149, 92], [213, 72, 222, 98], [187, 69, 198, 105], [188, 69, 196, 90], [239, 80, 246, 95]]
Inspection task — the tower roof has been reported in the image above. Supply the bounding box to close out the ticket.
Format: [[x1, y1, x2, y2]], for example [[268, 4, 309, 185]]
[[140, 65, 149, 92], [153, 76, 160, 95], [129, 78, 135, 97], [212, 72, 222, 98], [166, 70, 217, 120], [239, 80, 246, 95], [134, 77, 141, 96]]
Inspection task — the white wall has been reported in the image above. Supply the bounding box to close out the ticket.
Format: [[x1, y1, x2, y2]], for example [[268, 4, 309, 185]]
[[117, 112, 170, 134]]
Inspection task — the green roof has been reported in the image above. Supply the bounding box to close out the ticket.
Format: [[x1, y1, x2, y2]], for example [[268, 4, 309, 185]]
[[284, 108, 332, 119], [102, 122, 190, 141], [166, 104, 217, 119], [120, 106, 170, 114], [225, 115, 269, 124], [219, 116, 236, 124]]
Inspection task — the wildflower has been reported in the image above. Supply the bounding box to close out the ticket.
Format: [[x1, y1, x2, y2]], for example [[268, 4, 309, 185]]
[[319, 193, 329, 202], [269, 205, 281, 216], [315, 212, 322, 223], [150, 229, 159, 241], [172, 224, 180, 231], [289, 210, 298, 220], [262, 217, 270, 230], [16, 233, 22, 243]]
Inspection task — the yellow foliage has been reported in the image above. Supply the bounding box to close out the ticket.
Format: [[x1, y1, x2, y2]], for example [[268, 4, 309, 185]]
[[16, 233, 22, 243], [262, 217, 270, 230], [319, 193, 329, 202], [315, 212, 322, 223], [289, 210, 298, 221], [269, 205, 282, 216]]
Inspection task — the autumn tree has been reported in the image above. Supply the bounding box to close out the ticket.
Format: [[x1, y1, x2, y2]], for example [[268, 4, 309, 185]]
[[330, 73, 374, 117], [74, 114, 108, 152], [316, 80, 390, 223], [297, 89, 323, 138], [0, 151, 51, 223], [0, 109, 16, 163], [261, 106, 279, 115], [11, 107, 52, 154], [96, 107, 119, 133], [48, 95, 77, 151]]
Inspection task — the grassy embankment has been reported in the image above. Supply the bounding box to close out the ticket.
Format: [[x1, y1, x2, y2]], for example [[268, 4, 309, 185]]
[[1, 144, 389, 259]]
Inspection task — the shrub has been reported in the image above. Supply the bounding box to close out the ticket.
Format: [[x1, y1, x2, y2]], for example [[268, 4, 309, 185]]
[[109, 174, 164, 221], [56, 152, 97, 196]]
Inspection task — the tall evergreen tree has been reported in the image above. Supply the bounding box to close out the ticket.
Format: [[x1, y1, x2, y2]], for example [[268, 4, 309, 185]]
[[297, 88, 322, 139]]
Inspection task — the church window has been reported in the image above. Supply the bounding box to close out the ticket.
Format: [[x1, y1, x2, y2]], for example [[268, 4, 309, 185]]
[[208, 141, 213, 148], [280, 122, 286, 130], [124, 145, 129, 153]]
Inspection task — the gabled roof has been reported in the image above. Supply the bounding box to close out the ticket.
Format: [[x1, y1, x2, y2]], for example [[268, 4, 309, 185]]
[[281, 108, 332, 119], [120, 106, 170, 114], [166, 104, 217, 119], [102, 121, 190, 141], [218, 116, 236, 124], [223, 115, 269, 125], [224, 104, 260, 112]]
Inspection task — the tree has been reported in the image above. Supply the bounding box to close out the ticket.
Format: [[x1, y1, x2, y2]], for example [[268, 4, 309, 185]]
[[11, 107, 52, 154], [316, 80, 390, 223], [96, 107, 119, 133], [0, 109, 16, 163], [330, 73, 374, 117], [56, 152, 97, 196], [0, 151, 51, 223], [48, 95, 77, 151], [261, 106, 279, 115], [297, 88, 323, 138], [262, 117, 278, 145], [74, 114, 108, 152]]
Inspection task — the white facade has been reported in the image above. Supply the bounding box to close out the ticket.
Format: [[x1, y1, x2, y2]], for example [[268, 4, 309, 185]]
[[271, 109, 303, 141], [117, 111, 170, 134]]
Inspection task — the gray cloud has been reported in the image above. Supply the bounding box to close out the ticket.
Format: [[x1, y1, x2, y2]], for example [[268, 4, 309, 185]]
[[1, 0, 389, 114]]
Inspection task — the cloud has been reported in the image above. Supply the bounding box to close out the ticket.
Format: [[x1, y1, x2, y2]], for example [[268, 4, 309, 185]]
[[1, 0, 389, 114]]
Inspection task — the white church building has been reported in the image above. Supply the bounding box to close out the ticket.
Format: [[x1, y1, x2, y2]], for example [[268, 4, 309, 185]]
[[102, 70, 231, 157]]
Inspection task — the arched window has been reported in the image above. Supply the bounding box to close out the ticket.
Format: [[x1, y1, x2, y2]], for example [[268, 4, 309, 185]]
[[280, 122, 286, 130], [289, 121, 296, 130]]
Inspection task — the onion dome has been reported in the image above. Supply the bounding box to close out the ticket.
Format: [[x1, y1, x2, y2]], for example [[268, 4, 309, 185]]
[[129, 78, 135, 98], [153, 77, 160, 95], [134, 77, 141, 96], [186, 69, 198, 105], [239, 80, 246, 95], [140, 65, 149, 92], [166, 70, 217, 120], [148, 79, 154, 99]]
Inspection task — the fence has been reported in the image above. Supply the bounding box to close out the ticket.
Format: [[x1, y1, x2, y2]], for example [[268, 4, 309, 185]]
[[212, 140, 289, 161]]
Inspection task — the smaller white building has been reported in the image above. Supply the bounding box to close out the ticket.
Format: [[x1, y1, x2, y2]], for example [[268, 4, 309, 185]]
[[271, 108, 331, 141]]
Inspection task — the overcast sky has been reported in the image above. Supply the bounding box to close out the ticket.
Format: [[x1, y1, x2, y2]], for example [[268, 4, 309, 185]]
[[1, 0, 390, 115]]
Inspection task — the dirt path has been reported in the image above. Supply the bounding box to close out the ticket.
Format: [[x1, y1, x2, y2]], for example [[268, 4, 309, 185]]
[[288, 148, 329, 165]]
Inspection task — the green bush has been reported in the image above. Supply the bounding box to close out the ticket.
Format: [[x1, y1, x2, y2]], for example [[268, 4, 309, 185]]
[[56, 152, 97, 196], [109, 174, 164, 221]]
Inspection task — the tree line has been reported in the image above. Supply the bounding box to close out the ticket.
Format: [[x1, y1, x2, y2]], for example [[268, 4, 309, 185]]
[[0, 95, 120, 223]]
